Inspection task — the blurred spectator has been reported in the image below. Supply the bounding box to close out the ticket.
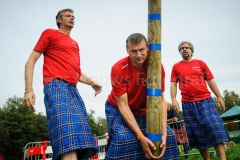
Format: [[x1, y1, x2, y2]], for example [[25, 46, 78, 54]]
[[167, 102, 189, 157]]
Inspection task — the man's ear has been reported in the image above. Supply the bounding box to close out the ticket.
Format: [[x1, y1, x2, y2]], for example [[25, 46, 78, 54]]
[[126, 47, 129, 55], [57, 18, 61, 23]]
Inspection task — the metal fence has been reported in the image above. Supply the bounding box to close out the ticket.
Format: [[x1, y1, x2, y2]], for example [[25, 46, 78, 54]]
[[89, 135, 108, 160], [24, 120, 227, 159], [167, 120, 189, 158], [22, 136, 108, 160], [224, 119, 240, 144], [167, 120, 218, 158], [23, 141, 52, 160]]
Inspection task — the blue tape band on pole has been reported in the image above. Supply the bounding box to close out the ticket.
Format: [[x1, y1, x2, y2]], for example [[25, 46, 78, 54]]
[[148, 13, 161, 21], [147, 133, 162, 142], [149, 44, 161, 50], [147, 88, 162, 96]]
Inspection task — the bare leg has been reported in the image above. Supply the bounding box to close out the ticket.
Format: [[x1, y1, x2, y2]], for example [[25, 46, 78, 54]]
[[214, 143, 226, 160], [61, 150, 78, 160], [198, 148, 210, 160]]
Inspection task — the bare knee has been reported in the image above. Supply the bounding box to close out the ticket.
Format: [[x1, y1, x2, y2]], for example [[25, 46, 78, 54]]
[[61, 150, 77, 160]]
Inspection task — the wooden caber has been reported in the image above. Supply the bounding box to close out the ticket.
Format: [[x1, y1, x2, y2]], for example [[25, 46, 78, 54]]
[[146, 0, 162, 156]]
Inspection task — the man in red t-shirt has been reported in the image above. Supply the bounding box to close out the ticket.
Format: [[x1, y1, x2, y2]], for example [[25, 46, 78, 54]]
[[23, 8, 102, 160], [105, 33, 178, 160], [170, 41, 228, 160]]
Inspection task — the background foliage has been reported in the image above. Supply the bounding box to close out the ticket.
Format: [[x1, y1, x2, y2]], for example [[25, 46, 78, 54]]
[[0, 90, 239, 159], [0, 96, 107, 160]]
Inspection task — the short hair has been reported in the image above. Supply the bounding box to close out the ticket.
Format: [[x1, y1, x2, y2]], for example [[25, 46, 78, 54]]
[[126, 33, 148, 48], [56, 8, 73, 29], [178, 41, 194, 53]]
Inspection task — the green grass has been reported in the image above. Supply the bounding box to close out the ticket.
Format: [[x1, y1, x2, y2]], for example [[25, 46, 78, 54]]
[[178, 143, 240, 160]]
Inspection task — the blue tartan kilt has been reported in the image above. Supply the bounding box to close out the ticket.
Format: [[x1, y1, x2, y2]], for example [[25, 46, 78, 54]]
[[182, 97, 229, 149], [105, 101, 178, 160], [44, 79, 97, 160]]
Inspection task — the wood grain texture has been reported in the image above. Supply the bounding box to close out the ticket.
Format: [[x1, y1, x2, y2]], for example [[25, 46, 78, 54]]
[[147, 0, 162, 156]]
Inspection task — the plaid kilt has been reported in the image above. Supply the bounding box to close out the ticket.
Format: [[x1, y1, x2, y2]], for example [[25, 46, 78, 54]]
[[44, 79, 97, 160], [182, 97, 229, 149], [105, 101, 178, 160], [172, 124, 188, 144]]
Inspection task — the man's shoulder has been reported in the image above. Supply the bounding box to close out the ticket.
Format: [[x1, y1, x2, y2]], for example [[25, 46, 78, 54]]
[[112, 56, 129, 70], [44, 28, 57, 31], [41, 28, 58, 34], [192, 59, 207, 65], [173, 61, 183, 67], [193, 59, 204, 62]]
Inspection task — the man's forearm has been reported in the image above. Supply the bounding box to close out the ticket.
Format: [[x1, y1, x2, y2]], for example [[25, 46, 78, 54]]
[[116, 93, 142, 136], [207, 79, 222, 98], [119, 106, 142, 135], [170, 82, 177, 98], [25, 61, 34, 91], [161, 95, 167, 137], [79, 72, 92, 85], [24, 50, 42, 91]]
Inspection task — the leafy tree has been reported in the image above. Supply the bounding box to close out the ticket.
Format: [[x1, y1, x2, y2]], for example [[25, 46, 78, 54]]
[[96, 117, 108, 136], [87, 109, 107, 136], [33, 113, 49, 140], [0, 96, 109, 159], [178, 111, 184, 120], [222, 90, 240, 111], [212, 90, 240, 114], [88, 109, 100, 136], [221, 90, 240, 131], [0, 96, 48, 160], [0, 110, 10, 160]]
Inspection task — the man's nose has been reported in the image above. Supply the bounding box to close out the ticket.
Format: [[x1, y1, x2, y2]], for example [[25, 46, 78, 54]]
[[136, 50, 142, 56]]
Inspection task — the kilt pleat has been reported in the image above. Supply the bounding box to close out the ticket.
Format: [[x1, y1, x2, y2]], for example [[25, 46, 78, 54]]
[[105, 101, 178, 160], [44, 79, 97, 160], [182, 98, 229, 149]]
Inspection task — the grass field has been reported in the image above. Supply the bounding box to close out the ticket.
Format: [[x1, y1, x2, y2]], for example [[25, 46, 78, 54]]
[[178, 143, 240, 160]]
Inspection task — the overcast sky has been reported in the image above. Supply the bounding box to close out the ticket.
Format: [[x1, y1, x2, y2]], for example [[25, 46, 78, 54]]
[[1, 0, 240, 118]]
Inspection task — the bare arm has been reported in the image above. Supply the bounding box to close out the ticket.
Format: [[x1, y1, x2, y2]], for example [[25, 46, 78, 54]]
[[78, 72, 93, 85], [167, 118, 172, 123], [78, 73, 102, 96], [158, 93, 167, 158], [24, 50, 42, 110], [170, 82, 180, 113], [207, 79, 225, 112], [116, 93, 158, 159], [167, 117, 179, 123]]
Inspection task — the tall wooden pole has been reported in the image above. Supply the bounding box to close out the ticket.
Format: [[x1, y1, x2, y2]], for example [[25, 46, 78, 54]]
[[146, 0, 162, 156]]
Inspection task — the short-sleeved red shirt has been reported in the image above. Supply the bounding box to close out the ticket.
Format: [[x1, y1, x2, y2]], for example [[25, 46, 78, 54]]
[[107, 56, 165, 116], [34, 29, 81, 86], [170, 59, 214, 102]]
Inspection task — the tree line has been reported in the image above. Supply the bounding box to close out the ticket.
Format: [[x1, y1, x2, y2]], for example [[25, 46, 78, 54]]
[[0, 90, 239, 159], [0, 96, 107, 160]]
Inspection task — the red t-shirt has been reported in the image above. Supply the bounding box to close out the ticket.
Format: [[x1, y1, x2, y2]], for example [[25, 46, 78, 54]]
[[34, 29, 81, 86], [107, 56, 165, 116], [170, 59, 214, 102]]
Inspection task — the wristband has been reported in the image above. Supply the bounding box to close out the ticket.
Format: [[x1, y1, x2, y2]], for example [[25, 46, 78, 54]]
[[24, 89, 33, 94], [172, 97, 176, 101], [89, 79, 94, 86], [137, 132, 144, 140]]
